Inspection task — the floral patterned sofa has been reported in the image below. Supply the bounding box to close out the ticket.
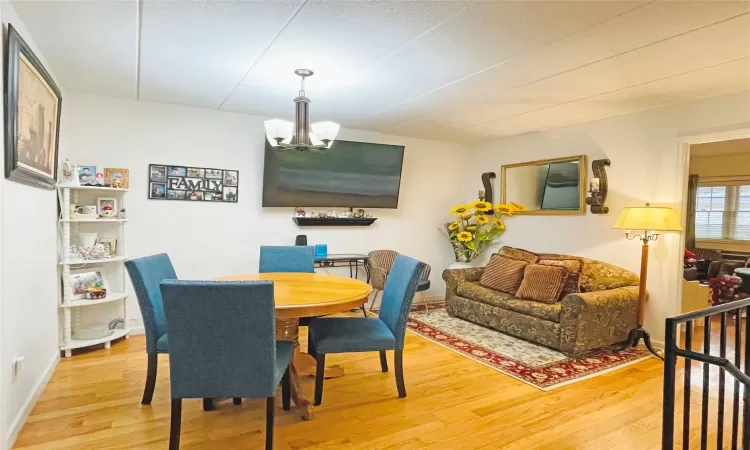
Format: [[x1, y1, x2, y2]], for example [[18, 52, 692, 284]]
[[443, 251, 640, 355]]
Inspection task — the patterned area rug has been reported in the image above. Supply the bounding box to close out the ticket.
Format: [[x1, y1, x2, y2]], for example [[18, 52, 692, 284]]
[[407, 303, 652, 390]]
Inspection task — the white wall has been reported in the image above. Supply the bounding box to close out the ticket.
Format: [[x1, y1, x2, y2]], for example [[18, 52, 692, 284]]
[[0, 3, 62, 449], [59, 92, 464, 329], [467, 91, 750, 340]]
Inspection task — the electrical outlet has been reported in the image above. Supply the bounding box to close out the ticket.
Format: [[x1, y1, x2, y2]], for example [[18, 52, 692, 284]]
[[11, 356, 24, 383]]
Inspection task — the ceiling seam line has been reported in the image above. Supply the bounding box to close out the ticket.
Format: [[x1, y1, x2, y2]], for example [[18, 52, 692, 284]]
[[342, 5, 470, 85], [386, 8, 750, 134], [217, 0, 308, 110], [452, 56, 749, 136], [135, 0, 143, 100], [446, 15, 750, 134], [468, 86, 750, 145], [353, 0, 656, 125]]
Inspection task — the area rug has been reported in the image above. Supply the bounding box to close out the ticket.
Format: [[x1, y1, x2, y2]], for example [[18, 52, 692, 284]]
[[406, 303, 652, 391]]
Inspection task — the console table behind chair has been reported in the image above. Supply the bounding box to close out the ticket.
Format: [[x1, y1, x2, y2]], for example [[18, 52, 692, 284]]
[[315, 253, 371, 280]]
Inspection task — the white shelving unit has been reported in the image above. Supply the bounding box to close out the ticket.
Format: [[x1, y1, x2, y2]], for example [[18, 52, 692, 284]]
[[58, 185, 130, 357], [59, 255, 128, 265]]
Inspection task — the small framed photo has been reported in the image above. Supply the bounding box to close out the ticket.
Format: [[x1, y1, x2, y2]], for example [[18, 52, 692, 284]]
[[96, 197, 117, 216], [223, 186, 237, 202], [150, 182, 166, 199], [97, 238, 117, 256], [223, 170, 238, 186], [150, 165, 166, 182], [187, 190, 203, 201], [204, 192, 221, 201], [167, 190, 186, 200], [187, 167, 204, 178], [205, 169, 222, 179], [104, 168, 129, 188], [69, 267, 109, 300], [168, 166, 186, 177], [77, 165, 97, 185]]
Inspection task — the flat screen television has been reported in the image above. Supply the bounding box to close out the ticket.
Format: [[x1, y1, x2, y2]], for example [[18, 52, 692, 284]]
[[262, 139, 405, 208]]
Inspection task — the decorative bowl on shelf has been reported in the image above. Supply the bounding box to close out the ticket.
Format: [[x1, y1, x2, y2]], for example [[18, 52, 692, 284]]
[[86, 288, 107, 300]]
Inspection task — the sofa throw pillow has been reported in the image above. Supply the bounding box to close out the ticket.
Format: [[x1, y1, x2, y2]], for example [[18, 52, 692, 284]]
[[498, 246, 539, 264], [479, 255, 529, 295], [516, 264, 569, 304], [539, 259, 582, 300], [579, 258, 639, 292]]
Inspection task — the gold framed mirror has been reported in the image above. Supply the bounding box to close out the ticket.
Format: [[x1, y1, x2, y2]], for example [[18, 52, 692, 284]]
[[501, 155, 587, 215]]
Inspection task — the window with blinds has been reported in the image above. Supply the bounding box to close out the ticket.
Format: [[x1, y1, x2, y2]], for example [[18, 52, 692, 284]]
[[696, 185, 750, 240]]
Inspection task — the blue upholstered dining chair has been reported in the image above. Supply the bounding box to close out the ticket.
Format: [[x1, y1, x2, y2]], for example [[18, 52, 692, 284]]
[[307, 254, 424, 405], [259, 245, 315, 273], [125, 253, 177, 405], [161, 280, 293, 450], [259, 245, 333, 324]]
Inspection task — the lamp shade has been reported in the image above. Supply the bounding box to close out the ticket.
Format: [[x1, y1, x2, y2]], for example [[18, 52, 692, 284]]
[[311, 121, 340, 143], [264, 119, 293, 147], [613, 204, 682, 232]]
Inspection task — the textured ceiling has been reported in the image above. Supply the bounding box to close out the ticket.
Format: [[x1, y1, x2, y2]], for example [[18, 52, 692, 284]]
[[12, 0, 750, 143]]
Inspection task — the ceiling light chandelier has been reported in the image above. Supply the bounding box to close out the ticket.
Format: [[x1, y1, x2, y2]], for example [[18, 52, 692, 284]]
[[264, 69, 340, 153]]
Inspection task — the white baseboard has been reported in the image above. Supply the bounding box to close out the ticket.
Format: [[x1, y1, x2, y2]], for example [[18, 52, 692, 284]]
[[128, 326, 144, 335], [650, 339, 665, 350], [5, 351, 60, 449]]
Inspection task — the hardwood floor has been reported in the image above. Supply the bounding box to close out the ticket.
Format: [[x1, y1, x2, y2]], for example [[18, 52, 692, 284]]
[[14, 334, 664, 449], [11, 321, 736, 450]]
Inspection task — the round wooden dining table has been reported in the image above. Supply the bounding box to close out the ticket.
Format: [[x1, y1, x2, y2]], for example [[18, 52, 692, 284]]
[[215, 272, 372, 420]]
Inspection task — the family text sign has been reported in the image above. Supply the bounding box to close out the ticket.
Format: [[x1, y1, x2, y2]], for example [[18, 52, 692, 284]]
[[148, 164, 239, 202]]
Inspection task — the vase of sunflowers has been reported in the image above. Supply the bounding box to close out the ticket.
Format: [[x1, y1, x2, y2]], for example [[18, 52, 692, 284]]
[[442, 200, 524, 266]]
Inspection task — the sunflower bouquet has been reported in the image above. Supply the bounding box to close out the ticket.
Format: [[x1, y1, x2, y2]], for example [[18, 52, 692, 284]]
[[442, 200, 525, 263]]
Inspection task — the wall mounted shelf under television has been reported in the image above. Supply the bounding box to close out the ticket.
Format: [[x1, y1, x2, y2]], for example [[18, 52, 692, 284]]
[[293, 217, 377, 227], [262, 139, 405, 209]]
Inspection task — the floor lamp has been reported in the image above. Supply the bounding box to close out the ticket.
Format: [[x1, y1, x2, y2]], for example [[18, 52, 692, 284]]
[[614, 203, 682, 360]]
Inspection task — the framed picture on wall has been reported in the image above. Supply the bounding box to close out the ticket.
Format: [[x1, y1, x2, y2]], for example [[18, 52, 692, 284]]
[[148, 163, 239, 202], [4, 24, 63, 190]]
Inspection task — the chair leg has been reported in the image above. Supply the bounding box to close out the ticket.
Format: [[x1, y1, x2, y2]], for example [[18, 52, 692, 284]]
[[265, 396, 275, 450], [379, 350, 388, 372], [420, 292, 429, 314], [361, 304, 368, 317], [202, 398, 214, 411], [169, 398, 182, 450], [314, 353, 326, 406], [233, 398, 242, 405], [395, 349, 406, 398], [281, 366, 291, 411], [142, 353, 158, 405], [308, 329, 317, 359], [368, 290, 380, 312]]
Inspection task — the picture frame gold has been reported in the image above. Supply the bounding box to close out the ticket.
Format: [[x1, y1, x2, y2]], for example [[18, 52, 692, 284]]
[[501, 155, 587, 216], [97, 238, 117, 256], [104, 168, 129, 188]]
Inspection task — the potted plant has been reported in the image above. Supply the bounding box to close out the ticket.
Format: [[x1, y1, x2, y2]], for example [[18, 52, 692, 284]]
[[441, 200, 524, 268]]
